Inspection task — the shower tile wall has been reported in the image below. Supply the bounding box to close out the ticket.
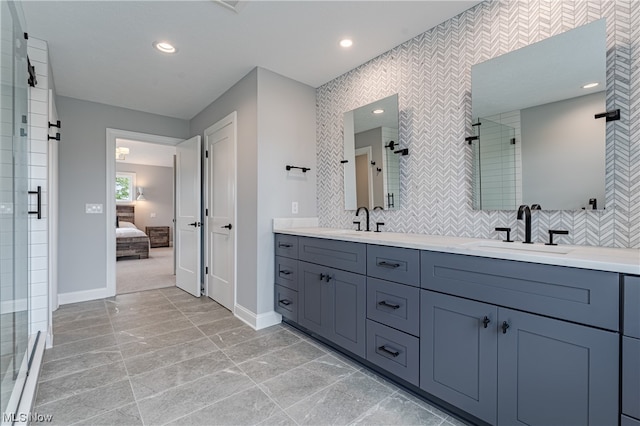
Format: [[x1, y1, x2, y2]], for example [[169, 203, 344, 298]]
[[316, 0, 639, 249], [28, 37, 50, 336]]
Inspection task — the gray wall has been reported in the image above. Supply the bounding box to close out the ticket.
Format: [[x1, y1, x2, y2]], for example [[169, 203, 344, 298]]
[[57, 96, 188, 294], [115, 162, 174, 236], [189, 67, 316, 317], [256, 67, 316, 315], [190, 68, 259, 314], [521, 92, 605, 210], [316, 0, 639, 248]]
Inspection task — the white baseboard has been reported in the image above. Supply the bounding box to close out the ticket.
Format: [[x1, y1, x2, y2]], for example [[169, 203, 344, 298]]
[[234, 304, 282, 330], [46, 324, 53, 349], [58, 287, 109, 305]]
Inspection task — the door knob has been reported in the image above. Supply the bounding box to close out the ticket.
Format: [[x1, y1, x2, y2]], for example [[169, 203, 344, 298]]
[[221, 224, 232, 230]]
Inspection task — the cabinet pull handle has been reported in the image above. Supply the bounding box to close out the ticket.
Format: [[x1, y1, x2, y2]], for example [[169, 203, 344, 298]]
[[28, 186, 42, 219], [278, 299, 292, 306], [378, 300, 400, 310], [482, 316, 491, 328], [377, 261, 400, 269], [378, 345, 400, 357], [279, 270, 291, 276], [278, 243, 292, 248], [319, 273, 326, 281], [502, 321, 510, 334]]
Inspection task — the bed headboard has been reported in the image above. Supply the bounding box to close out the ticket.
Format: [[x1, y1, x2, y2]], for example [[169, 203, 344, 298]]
[[116, 205, 135, 224]]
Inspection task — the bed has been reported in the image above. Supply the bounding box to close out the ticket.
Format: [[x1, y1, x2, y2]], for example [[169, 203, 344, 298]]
[[116, 205, 149, 260]]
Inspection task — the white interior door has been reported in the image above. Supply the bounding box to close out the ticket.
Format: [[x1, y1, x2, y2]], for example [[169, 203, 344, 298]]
[[175, 135, 201, 297], [205, 112, 236, 311]]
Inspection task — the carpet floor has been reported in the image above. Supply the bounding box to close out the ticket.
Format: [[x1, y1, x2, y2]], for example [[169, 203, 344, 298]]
[[116, 247, 176, 294]]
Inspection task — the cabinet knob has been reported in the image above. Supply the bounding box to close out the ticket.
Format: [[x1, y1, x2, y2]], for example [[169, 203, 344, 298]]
[[482, 316, 491, 328], [502, 321, 510, 334]]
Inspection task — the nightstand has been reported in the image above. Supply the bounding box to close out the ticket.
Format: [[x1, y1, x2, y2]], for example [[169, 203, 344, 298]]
[[146, 226, 170, 248]]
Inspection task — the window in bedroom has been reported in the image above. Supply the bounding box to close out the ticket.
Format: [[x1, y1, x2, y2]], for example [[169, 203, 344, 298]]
[[115, 172, 136, 203]]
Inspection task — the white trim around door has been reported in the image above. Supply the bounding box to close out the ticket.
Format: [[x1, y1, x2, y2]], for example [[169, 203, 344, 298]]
[[105, 129, 183, 298]]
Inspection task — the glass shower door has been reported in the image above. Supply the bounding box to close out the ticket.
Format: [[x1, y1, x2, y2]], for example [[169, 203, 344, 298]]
[[1, 0, 30, 419]]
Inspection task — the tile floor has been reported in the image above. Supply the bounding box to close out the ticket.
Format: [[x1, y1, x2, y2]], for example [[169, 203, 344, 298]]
[[35, 287, 467, 425]]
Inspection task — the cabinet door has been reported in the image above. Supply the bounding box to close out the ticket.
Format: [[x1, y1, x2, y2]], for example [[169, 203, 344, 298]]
[[498, 308, 618, 426], [298, 261, 366, 358], [298, 261, 330, 336], [420, 291, 498, 425], [329, 268, 366, 358]]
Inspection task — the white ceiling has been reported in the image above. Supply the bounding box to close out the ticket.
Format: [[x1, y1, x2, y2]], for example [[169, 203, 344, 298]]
[[22, 0, 481, 120], [116, 139, 176, 167]]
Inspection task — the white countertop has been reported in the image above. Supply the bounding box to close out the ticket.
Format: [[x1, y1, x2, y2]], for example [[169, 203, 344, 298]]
[[273, 223, 640, 275]]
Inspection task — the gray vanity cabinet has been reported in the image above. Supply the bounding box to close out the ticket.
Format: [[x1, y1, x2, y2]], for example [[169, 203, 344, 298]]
[[421, 290, 619, 426], [274, 235, 299, 321], [498, 308, 618, 426], [298, 260, 366, 358], [623, 275, 640, 424], [420, 290, 498, 425]]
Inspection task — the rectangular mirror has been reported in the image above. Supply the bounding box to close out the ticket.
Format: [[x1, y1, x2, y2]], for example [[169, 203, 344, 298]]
[[471, 19, 607, 211], [344, 94, 400, 211]]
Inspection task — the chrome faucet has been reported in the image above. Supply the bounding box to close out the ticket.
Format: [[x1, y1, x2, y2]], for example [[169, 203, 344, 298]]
[[355, 206, 370, 231], [517, 205, 532, 244]]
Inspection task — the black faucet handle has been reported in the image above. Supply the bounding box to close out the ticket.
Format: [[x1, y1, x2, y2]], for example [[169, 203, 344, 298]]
[[353, 221, 361, 231], [495, 227, 513, 242], [546, 229, 569, 246], [375, 222, 385, 233]]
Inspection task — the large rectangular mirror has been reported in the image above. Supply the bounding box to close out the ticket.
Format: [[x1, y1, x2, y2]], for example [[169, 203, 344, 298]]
[[344, 94, 400, 210], [471, 19, 607, 211]]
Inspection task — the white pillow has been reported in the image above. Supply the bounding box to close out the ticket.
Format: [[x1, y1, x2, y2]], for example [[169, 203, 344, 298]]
[[119, 221, 137, 229]]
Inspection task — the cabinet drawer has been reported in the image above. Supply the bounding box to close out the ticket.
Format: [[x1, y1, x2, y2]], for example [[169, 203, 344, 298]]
[[623, 415, 640, 426], [299, 236, 366, 274], [625, 275, 640, 338], [421, 251, 619, 331], [366, 320, 419, 386], [367, 278, 420, 336], [275, 285, 297, 322], [623, 336, 640, 420], [367, 245, 420, 287], [275, 234, 298, 259], [275, 256, 298, 290]]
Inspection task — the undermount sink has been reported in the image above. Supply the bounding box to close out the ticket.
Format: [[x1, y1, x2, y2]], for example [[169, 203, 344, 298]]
[[463, 240, 573, 255], [319, 228, 362, 235]]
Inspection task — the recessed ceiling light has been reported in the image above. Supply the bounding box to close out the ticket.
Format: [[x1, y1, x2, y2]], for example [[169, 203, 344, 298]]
[[372, 109, 384, 114], [153, 41, 177, 54], [582, 82, 599, 89], [340, 39, 353, 48]]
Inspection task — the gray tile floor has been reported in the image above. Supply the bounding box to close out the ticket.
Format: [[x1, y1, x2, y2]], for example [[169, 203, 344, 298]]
[[35, 287, 466, 426]]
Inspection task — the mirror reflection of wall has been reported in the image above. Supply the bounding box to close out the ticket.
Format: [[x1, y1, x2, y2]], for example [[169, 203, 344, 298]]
[[344, 94, 400, 210], [471, 18, 606, 211]]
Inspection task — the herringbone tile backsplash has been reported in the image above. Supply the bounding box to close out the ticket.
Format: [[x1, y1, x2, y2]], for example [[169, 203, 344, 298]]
[[316, 0, 639, 249]]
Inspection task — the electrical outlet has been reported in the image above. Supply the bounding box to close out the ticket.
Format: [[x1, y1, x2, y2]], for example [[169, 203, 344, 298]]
[[291, 201, 298, 214]]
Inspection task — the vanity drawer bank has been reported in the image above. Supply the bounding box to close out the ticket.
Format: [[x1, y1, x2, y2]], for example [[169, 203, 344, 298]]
[[273, 227, 640, 426], [623, 275, 640, 424]]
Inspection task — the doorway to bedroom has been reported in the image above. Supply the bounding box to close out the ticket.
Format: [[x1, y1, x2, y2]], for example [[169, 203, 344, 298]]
[[114, 138, 178, 294]]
